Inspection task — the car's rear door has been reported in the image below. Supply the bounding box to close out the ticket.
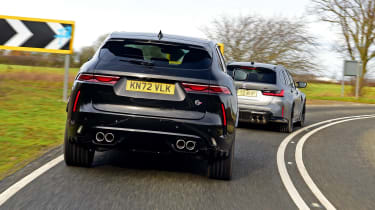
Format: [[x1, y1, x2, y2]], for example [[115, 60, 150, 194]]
[[285, 70, 301, 120]]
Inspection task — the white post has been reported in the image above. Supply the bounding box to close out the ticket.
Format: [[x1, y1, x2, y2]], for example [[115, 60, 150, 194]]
[[63, 54, 70, 102], [341, 62, 345, 97], [355, 62, 360, 99]]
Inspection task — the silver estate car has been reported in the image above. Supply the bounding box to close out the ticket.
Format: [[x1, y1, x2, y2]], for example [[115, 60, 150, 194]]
[[227, 62, 307, 133]]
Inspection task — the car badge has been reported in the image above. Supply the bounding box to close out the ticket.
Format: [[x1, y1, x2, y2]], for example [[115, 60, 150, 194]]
[[195, 100, 203, 106]]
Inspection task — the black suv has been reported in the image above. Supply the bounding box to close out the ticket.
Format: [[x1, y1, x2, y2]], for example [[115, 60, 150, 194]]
[[64, 32, 238, 180]]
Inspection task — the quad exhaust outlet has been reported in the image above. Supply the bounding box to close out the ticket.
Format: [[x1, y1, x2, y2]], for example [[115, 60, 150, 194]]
[[95, 132, 105, 142], [105, 133, 114, 143], [176, 139, 186, 150], [96, 132, 115, 143], [175, 139, 196, 151], [186, 141, 196, 151]]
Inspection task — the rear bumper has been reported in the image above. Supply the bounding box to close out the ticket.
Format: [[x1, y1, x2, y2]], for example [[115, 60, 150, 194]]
[[238, 103, 287, 124], [66, 108, 234, 159], [238, 110, 287, 124]]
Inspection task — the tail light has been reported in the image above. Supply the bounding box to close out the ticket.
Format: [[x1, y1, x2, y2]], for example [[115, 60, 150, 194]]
[[77, 73, 120, 84], [221, 103, 227, 126], [73, 90, 81, 112], [181, 83, 231, 95], [262, 89, 284, 97]]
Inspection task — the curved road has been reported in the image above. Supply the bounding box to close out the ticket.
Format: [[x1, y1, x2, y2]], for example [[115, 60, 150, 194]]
[[0, 105, 374, 209]]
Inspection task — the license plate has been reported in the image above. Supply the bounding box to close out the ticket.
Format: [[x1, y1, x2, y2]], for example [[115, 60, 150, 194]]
[[237, 89, 257, 97], [126, 80, 175, 95]]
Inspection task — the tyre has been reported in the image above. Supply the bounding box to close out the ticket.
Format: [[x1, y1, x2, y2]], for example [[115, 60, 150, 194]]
[[296, 104, 305, 127], [280, 106, 294, 133], [207, 141, 235, 180], [64, 129, 94, 167]]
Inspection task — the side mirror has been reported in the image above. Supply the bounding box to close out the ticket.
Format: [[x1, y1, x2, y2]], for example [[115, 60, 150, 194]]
[[296, 81, 307, 88], [234, 70, 247, 81]]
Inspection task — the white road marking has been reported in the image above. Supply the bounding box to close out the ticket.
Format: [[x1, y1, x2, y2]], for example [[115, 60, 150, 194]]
[[277, 114, 375, 210], [0, 155, 64, 207], [295, 116, 375, 210], [311, 202, 321, 208]]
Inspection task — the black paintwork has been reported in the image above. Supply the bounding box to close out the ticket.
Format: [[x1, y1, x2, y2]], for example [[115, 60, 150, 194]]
[[65, 32, 237, 159]]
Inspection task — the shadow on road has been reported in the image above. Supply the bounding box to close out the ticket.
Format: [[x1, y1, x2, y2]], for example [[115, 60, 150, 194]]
[[92, 150, 209, 178], [238, 122, 283, 132]]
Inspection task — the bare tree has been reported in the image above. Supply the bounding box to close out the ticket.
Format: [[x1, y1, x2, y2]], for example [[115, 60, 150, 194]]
[[310, 0, 375, 95], [78, 34, 109, 66], [92, 34, 109, 51], [78, 46, 96, 66], [202, 14, 318, 73]]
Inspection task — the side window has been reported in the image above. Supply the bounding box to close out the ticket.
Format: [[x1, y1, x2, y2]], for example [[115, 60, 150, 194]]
[[215, 46, 226, 72], [286, 70, 296, 89], [281, 70, 289, 86]]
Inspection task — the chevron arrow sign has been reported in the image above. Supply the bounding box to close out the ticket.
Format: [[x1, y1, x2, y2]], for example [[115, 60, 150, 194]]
[[0, 15, 74, 54]]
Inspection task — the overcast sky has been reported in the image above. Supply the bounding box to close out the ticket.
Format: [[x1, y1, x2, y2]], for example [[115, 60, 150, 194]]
[[1, 0, 349, 78]]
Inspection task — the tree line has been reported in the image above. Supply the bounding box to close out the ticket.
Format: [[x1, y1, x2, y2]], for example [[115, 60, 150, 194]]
[[1, 0, 374, 95]]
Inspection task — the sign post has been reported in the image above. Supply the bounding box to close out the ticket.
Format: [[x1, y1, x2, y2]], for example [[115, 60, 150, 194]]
[[63, 55, 70, 102], [341, 63, 345, 97], [343, 60, 361, 98], [355, 62, 361, 99], [0, 15, 75, 102]]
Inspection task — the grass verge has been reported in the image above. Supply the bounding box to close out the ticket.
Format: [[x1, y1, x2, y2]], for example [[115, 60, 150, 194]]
[[302, 83, 375, 104], [0, 64, 77, 180]]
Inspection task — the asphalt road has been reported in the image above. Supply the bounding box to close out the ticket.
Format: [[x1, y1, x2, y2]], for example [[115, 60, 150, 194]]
[[0, 105, 374, 209]]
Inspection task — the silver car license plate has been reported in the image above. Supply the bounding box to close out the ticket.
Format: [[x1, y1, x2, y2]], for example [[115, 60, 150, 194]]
[[237, 89, 257, 97]]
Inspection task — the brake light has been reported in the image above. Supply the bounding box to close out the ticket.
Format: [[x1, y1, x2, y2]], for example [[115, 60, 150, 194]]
[[221, 103, 227, 126], [240, 66, 256, 70], [181, 83, 208, 92], [73, 90, 81, 112], [208, 85, 231, 94], [181, 83, 231, 95], [77, 73, 120, 84], [262, 89, 284, 97]]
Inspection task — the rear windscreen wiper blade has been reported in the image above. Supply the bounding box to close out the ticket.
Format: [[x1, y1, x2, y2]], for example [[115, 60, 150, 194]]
[[119, 58, 154, 67]]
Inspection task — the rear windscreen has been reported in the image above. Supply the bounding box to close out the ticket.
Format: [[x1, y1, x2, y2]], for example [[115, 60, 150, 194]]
[[231, 67, 276, 84], [99, 39, 212, 70]]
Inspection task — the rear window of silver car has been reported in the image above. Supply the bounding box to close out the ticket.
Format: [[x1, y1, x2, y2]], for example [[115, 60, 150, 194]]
[[232, 67, 276, 84]]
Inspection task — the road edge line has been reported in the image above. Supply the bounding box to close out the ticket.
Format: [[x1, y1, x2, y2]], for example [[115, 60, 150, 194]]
[[295, 116, 375, 210], [0, 155, 64, 206], [276, 115, 374, 210]]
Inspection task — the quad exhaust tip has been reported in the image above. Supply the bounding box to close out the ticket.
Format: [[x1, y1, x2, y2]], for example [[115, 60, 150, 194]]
[[176, 139, 186, 150], [95, 132, 105, 142], [95, 132, 115, 143], [105, 133, 114, 143], [185, 141, 196, 151], [175, 139, 196, 151]]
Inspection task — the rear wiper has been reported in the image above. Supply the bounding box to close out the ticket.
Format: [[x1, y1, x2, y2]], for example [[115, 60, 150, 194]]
[[119, 58, 154, 67]]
